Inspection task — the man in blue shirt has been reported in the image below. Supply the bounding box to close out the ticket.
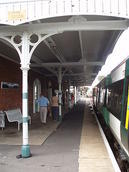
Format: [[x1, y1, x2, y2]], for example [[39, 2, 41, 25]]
[[37, 93, 49, 124]]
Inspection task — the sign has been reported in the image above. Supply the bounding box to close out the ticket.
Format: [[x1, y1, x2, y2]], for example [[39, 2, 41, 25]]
[[8, 10, 26, 21], [1, 82, 19, 89]]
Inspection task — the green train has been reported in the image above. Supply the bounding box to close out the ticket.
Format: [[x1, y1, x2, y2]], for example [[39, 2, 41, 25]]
[[93, 56, 129, 160]]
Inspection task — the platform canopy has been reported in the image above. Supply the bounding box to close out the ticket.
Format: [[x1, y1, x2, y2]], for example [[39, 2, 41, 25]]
[[0, 0, 129, 86], [0, 16, 128, 85], [0, 15, 128, 86]]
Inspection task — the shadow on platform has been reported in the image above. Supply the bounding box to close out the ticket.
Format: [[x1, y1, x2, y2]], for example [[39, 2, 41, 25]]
[[0, 113, 60, 145]]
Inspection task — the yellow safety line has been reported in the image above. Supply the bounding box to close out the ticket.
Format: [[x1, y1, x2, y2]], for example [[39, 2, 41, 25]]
[[125, 86, 129, 129]]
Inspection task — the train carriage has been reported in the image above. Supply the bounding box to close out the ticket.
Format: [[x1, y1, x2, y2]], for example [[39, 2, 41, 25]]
[[93, 56, 129, 160]]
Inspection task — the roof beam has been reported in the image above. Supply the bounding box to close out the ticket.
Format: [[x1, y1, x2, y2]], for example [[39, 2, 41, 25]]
[[79, 31, 86, 61], [0, 52, 19, 64], [44, 36, 74, 76], [30, 61, 104, 67], [60, 73, 97, 76], [32, 55, 57, 75], [46, 73, 84, 77], [79, 30, 87, 83], [44, 37, 66, 63], [39, 72, 97, 78], [0, 20, 128, 36]]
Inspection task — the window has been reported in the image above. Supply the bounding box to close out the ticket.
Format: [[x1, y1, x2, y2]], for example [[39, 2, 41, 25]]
[[93, 88, 97, 106], [99, 87, 106, 105], [97, 87, 100, 104], [97, 84, 106, 108], [106, 80, 123, 120]]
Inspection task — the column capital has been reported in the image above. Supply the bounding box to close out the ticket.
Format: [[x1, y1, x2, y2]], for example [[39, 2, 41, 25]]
[[20, 65, 30, 71], [58, 79, 62, 84]]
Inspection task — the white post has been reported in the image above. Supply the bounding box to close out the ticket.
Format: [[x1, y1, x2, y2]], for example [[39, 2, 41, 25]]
[[58, 67, 62, 121], [22, 68, 29, 144], [68, 80, 71, 108], [74, 86, 77, 104], [21, 33, 31, 158]]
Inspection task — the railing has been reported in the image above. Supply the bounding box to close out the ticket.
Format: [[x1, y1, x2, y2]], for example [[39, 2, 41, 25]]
[[0, 0, 128, 25]]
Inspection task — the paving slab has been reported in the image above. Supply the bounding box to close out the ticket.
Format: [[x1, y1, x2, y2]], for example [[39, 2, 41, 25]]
[[0, 114, 60, 145], [79, 106, 115, 172], [0, 103, 84, 172]]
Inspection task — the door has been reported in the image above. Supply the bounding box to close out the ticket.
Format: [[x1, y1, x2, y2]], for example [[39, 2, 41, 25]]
[[121, 77, 129, 153], [33, 79, 41, 113]]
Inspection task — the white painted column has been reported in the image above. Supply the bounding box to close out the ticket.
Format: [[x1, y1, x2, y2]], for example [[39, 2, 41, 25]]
[[21, 67, 31, 158], [22, 68, 29, 144], [74, 86, 77, 104], [58, 67, 62, 121], [68, 80, 71, 108], [21, 33, 31, 158]]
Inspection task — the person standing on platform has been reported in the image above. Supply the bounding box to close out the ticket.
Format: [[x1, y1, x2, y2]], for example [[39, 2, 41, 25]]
[[51, 92, 59, 121], [37, 92, 49, 124]]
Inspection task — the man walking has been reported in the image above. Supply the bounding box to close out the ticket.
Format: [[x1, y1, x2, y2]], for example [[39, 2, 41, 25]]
[[51, 92, 59, 121], [37, 92, 49, 124]]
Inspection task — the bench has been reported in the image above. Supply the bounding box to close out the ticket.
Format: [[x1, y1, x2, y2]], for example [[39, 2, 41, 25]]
[[4, 108, 31, 131]]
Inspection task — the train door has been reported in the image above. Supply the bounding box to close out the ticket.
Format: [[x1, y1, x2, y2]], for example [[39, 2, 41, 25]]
[[93, 87, 97, 107], [121, 78, 129, 153]]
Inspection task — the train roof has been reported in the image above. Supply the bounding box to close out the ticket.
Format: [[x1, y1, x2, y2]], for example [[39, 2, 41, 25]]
[[96, 55, 129, 87], [111, 55, 129, 74]]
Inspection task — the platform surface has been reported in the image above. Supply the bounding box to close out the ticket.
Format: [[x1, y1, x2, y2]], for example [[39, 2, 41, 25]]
[[79, 105, 114, 172], [0, 102, 115, 172]]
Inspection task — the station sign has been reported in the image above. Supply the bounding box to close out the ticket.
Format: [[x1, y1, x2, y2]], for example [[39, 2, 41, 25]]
[[8, 10, 26, 21]]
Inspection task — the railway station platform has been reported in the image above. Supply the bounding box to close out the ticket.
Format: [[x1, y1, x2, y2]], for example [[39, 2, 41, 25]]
[[0, 101, 116, 172], [0, 113, 60, 145], [79, 102, 115, 172]]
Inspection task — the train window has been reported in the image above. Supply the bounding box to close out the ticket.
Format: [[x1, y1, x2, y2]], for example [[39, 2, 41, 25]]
[[93, 87, 97, 106], [96, 87, 100, 104], [100, 88, 106, 105], [106, 79, 123, 120]]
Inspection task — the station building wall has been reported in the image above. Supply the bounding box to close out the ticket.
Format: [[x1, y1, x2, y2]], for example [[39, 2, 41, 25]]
[[0, 56, 51, 113]]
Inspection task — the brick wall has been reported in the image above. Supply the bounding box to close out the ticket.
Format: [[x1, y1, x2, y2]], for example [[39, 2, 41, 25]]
[[0, 57, 22, 110], [0, 57, 53, 113]]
